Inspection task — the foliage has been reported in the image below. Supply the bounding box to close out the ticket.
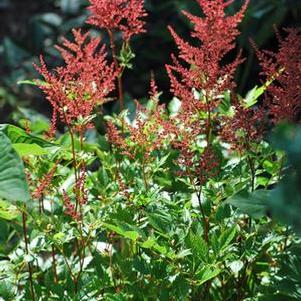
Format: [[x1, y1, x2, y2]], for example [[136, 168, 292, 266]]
[[0, 0, 300, 300]]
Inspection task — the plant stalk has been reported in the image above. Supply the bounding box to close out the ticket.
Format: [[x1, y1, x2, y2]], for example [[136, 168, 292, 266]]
[[108, 29, 124, 112], [22, 205, 36, 301]]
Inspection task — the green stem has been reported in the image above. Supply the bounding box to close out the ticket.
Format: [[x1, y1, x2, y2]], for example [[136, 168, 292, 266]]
[[51, 245, 58, 284], [142, 156, 148, 191]]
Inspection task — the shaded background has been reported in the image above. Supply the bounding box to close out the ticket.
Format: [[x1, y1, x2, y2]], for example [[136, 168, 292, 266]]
[[0, 0, 300, 125]]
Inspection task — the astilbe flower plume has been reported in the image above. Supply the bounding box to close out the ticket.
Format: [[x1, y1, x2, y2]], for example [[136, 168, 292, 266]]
[[166, 0, 249, 117], [255, 28, 301, 123], [86, 0, 147, 41], [63, 190, 79, 220], [62, 166, 87, 220], [73, 166, 88, 207], [35, 29, 118, 136], [32, 163, 58, 200]]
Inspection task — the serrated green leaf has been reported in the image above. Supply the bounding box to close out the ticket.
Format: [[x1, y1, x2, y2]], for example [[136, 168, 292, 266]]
[[218, 225, 237, 253]]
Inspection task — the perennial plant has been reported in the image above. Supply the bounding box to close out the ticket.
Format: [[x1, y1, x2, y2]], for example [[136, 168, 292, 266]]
[[0, 0, 301, 300]]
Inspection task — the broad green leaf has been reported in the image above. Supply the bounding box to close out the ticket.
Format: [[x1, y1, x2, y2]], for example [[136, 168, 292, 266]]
[[172, 275, 190, 299], [0, 280, 15, 300], [147, 212, 172, 236], [227, 190, 269, 219], [124, 231, 140, 241], [0, 132, 30, 202], [243, 85, 265, 108], [12, 143, 47, 156], [243, 71, 283, 108], [141, 237, 156, 249], [0, 124, 53, 147], [266, 124, 301, 234]]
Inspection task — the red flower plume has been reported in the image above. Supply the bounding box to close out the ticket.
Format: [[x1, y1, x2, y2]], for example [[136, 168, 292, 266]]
[[255, 28, 301, 123], [166, 0, 249, 114], [35, 29, 118, 135], [86, 0, 147, 41]]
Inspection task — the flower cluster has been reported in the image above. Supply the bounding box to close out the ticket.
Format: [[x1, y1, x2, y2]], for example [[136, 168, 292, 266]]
[[32, 163, 58, 200], [255, 28, 301, 123], [86, 0, 147, 41], [74, 166, 88, 207], [63, 190, 79, 220], [166, 0, 249, 117], [35, 29, 118, 135]]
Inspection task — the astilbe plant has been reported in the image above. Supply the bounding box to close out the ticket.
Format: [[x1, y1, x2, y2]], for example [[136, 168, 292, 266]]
[[2, 0, 301, 300], [165, 0, 249, 193]]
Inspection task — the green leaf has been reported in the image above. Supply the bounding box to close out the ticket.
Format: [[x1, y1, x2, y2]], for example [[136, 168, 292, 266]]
[[168, 97, 181, 115], [243, 85, 264, 108], [141, 237, 156, 249], [123, 231, 140, 241], [12, 143, 47, 156], [0, 132, 30, 202], [227, 190, 269, 219], [218, 225, 237, 253], [102, 222, 141, 242], [196, 266, 221, 285], [172, 275, 190, 299], [187, 231, 209, 262], [17, 79, 48, 86], [0, 199, 20, 220], [243, 75, 280, 108], [266, 124, 301, 234], [140, 237, 169, 256], [0, 124, 53, 147]]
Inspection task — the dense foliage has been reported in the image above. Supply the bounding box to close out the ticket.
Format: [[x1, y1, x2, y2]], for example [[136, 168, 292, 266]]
[[0, 0, 301, 300]]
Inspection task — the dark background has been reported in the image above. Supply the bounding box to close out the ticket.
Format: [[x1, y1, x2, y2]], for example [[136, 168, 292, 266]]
[[0, 0, 300, 124]]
